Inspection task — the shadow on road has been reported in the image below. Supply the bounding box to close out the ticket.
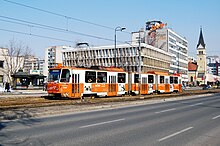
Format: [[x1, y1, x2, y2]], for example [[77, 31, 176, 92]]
[[0, 114, 44, 145]]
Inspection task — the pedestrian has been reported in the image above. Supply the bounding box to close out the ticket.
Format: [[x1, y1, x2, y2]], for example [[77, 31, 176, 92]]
[[5, 82, 10, 92]]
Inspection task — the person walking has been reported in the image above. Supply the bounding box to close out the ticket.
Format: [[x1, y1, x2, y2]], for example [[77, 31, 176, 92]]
[[5, 82, 10, 92]]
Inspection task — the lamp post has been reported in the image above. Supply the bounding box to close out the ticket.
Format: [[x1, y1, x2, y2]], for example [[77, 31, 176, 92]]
[[114, 26, 126, 67], [178, 51, 180, 73], [177, 48, 181, 73], [138, 30, 142, 95]]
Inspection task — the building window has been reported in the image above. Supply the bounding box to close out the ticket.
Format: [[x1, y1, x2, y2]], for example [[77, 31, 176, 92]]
[[190, 76, 193, 82], [0, 75, 3, 83], [0, 61, 4, 68]]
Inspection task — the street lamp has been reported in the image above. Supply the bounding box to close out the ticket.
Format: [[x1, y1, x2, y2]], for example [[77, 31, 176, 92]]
[[114, 26, 126, 67], [177, 48, 181, 73]]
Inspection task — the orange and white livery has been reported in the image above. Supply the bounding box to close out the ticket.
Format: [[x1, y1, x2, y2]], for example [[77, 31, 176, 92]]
[[47, 65, 128, 98], [47, 64, 183, 98], [147, 71, 172, 93], [129, 72, 156, 95], [169, 73, 182, 93]]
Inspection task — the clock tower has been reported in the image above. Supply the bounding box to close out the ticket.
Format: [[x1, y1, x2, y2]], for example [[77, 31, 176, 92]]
[[196, 27, 207, 84]]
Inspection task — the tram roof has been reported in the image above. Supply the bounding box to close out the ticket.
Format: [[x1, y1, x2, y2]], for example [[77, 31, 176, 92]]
[[49, 65, 126, 72], [147, 71, 169, 76]]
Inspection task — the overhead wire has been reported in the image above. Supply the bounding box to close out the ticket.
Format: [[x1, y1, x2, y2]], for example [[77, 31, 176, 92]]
[[2, 0, 131, 34], [0, 28, 75, 43], [2, 0, 114, 30], [1, 0, 132, 45], [0, 15, 120, 42]]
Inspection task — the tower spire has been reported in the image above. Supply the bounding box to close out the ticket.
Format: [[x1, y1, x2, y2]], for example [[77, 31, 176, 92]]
[[197, 27, 205, 48]]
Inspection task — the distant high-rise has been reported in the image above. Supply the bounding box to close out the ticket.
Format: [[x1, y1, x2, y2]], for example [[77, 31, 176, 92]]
[[132, 20, 188, 82]]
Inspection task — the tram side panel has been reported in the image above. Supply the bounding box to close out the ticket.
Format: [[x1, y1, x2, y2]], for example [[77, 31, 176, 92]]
[[59, 68, 81, 98], [107, 71, 128, 97], [129, 73, 156, 95], [148, 74, 155, 94], [155, 74, 171, 93], [117, 72, 128, 95], [131, 73, 139, 95], [70, 69, 84, 98], [140, 74, 148, 95], [83, 70, 128, 97], [170, 75, 182, 92]]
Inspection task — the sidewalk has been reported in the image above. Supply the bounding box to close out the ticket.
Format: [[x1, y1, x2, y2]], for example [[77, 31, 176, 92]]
[[0, 89, 48, 98]]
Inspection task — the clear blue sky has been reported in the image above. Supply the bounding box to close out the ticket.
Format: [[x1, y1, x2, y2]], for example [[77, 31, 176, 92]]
[[0, 0, 219, 58]]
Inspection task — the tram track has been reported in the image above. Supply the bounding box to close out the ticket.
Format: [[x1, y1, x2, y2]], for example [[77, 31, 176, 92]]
[[0, 89, 220, 110]]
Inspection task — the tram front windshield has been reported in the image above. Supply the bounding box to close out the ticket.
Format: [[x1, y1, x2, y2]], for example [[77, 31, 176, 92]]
[[48, 69, 61, 82]]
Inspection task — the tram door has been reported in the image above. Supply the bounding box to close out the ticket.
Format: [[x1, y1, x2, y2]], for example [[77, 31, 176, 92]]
[[108, 75, 117, 96], [72, 74, 80, 98]]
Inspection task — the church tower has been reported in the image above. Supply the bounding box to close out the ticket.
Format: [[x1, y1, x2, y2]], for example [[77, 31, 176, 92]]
[[197, 27, 207, 84]]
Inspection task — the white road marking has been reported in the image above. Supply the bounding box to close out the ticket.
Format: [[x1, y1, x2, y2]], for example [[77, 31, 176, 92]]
[[189, 102, 203, 107], [79, 118, 125, 128], [212, 115, 220, 120], [158, 127, 193, 142], [155, 108, 176, 114]]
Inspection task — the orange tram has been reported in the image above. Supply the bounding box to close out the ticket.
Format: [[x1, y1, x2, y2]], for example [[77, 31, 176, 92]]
[[47, 64, 182, 98]]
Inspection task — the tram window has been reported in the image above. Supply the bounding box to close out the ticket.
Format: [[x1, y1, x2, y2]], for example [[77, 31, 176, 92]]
[[60, 69, 71, 82], [134, 74, 139, 83], [160, 76, 164, 83], [118, 73, 126, 83], [170, 77, 174, 84], [97, 72, 107, 83], [48, 69, 61, 82], [148, 75, 154, 83], [174, 77, 178, 84], [85, 71, 96, 83]]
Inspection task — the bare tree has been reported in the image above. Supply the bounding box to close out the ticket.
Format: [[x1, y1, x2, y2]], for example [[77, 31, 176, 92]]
[[1, 39, 32, 84]]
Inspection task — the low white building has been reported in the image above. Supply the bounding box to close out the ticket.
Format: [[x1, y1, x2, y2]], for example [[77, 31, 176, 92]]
[[62, 43, 172, 73], [0, 47, 24, 86]]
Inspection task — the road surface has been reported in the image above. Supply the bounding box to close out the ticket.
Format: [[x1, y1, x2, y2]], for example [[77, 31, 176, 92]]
[[1, 93, 220, 146]]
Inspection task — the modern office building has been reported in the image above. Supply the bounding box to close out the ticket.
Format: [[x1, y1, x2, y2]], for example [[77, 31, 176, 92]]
[[62, 43, 172, 73], [132, 21, 188, 81], [207, 56, 220, 64], [207, 56, 220, 76]]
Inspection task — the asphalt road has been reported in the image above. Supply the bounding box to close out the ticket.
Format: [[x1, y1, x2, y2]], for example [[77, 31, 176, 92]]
[[1, 93, 220, 146]]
